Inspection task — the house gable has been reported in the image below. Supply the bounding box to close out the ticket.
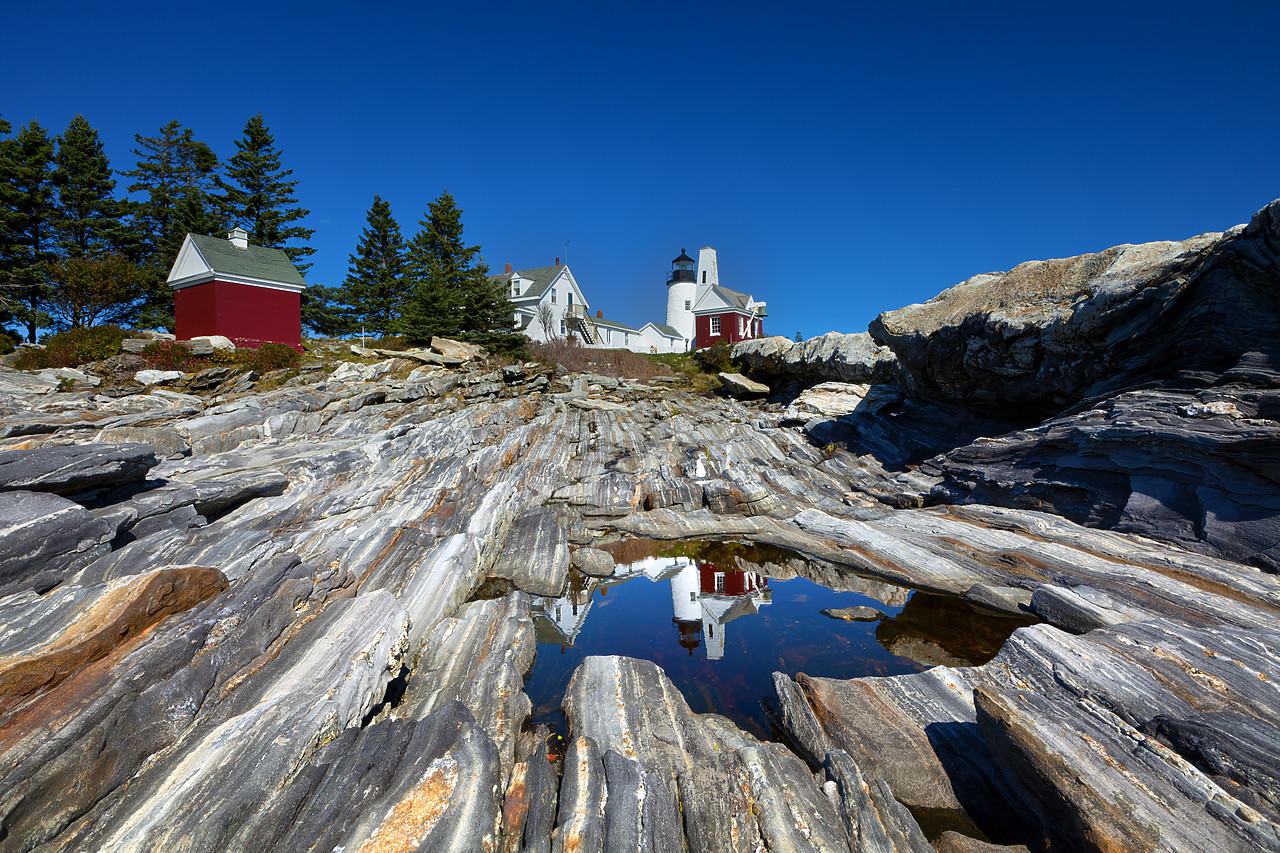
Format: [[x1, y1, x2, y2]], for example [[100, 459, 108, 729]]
[[167, 234, 307, 293]]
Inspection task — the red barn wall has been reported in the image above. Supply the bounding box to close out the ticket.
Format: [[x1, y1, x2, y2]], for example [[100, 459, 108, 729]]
[[175, 280, 301, 351], [695, 313, 765, 349]]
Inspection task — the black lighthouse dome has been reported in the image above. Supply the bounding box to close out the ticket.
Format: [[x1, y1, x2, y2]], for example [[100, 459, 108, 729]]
[[668, 248, 696, 283]]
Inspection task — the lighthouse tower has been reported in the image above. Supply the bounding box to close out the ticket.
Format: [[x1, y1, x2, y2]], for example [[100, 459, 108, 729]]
[[665, 248, 697, 343]]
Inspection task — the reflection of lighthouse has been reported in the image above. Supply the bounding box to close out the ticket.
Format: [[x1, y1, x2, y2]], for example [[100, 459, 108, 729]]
[[669, 561, 770, 660]]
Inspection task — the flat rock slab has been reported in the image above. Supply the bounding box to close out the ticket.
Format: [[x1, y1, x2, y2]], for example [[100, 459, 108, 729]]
[[821, 605, 884, 621], [0, 442, 157, 496], [718, 372, 770, 396]]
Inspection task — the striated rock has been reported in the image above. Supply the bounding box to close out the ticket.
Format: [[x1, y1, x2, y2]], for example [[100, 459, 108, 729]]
[[870, 198, 1280, 419], [782, 381, 903, 421], [0, 442, 157, 496], [400, 593, 535, 783], [0, 491, 117, 595], [490, 508, 571, 596], [0, 565, 226, 713], [926, 384, 1280, 571], [561, 654, 886, 852], [0, 367, 58, 396], [974, 621, 1280, 851], [733, 332, 899, 388]]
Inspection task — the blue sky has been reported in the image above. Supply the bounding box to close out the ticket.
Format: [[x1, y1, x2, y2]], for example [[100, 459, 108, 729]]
[[7, 0, 1279, 340]]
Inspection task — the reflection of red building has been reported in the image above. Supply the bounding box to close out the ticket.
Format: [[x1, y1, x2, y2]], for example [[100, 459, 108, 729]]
[[699, 563, 767, 597]]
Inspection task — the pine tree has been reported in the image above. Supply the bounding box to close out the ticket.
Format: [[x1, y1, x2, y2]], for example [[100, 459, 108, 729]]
[[401, 190, 514, 347], [338, 195, 407, 337], [0, 114, 17, 341], [124, 120, 223, 329], [215, 114, 314, 273], [125, 120, 222, 265], [0, 120, 58, 341], [53, 115, 134, 258]]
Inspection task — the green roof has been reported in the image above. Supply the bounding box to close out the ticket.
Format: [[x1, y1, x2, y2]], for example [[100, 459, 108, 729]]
[[492, 264, 565, 300], [190, 234, 306, 286]]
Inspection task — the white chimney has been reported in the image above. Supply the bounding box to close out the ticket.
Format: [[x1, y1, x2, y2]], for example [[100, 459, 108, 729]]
[[228, 227, 249, 249]]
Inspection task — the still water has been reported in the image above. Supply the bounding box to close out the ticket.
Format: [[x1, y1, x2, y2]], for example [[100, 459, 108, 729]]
[[523, 540, 1034, 740]]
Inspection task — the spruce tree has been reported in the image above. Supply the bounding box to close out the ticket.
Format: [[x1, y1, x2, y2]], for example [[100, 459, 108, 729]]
[[0, 120, 58, 341], [0, 115, 16, 341], [54, 115, 134, 258], [215, 114, 314, 273], [339, 195, 407, 337], [401, 190, 514, 347], [124, 120, 223, 329]]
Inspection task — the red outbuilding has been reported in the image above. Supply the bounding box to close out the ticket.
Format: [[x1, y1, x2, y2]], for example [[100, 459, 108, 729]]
[[167, 227, 305, 351]]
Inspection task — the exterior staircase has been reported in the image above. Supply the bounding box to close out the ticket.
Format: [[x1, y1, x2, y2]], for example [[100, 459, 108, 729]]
[[566, 304, 598, 345]]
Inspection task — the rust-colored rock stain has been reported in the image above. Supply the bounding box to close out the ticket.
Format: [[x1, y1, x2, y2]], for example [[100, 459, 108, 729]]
[[358, 756, 458, 853]]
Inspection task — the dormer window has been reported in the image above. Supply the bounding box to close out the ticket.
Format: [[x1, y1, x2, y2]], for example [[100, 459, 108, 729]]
[[512, 281, 519, 296]]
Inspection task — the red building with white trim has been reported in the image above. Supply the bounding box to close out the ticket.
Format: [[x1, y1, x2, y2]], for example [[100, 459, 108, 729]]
[[692, 283, 766, 348], [167, 228, 305, 351]]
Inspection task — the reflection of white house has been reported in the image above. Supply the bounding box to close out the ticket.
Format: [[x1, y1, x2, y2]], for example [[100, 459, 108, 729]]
[[669, 562, 770, 660], [530, 554, 770, 660]]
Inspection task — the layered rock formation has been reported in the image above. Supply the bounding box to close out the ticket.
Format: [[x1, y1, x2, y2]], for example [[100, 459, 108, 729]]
[[0, 201, 1275, 851]]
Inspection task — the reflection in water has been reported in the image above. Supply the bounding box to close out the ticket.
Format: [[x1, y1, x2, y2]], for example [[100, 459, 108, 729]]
[[524, 540, 1033, 740], [535, 556, 770, 661]]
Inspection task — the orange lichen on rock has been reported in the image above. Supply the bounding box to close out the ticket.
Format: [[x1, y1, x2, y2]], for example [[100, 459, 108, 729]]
[[0, 565, 226, 713], [358, 756, 459, 853]]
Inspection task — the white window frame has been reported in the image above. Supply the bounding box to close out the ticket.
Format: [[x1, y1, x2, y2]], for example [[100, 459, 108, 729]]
[[551, 288, 557, 303], [710, 316, 721, 335]]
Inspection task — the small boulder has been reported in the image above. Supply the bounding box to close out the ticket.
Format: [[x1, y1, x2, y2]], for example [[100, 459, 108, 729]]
[[190, 334, 236, 352], [136, 369, 186, 386], [718, 372, 770, 397], [431, 337, 484, 359], [571, 548, 616, 578]]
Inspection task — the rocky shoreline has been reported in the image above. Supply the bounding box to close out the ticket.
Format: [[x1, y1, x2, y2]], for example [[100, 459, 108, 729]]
[[0, 200, 1276, 851]]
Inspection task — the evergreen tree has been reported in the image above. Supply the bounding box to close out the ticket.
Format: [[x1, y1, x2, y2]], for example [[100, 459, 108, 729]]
[[401, 190, 514, 347], [124, 120, 223, 329], [338, 195, 407, 337], [0, 115, 16, 340], [0, 120, 58, 341], [53, 115, 134, 258], [300, 283, 350, 337], [215, 114, 314, 273], [125, 120, 222, 265]]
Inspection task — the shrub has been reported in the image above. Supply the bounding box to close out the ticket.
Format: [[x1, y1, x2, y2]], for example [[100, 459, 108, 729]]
[[141, 340, 195, 371], [239, 342, 300, 373], [15, 325, 130, 369], [694, 341, 738, 374]]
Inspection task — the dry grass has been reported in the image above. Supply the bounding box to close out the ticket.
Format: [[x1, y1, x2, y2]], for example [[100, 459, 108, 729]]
[[528, 339, 674, 381]]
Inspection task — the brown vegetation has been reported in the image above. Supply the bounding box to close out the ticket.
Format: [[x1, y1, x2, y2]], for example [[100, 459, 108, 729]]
[[528, 339, 673, 381]]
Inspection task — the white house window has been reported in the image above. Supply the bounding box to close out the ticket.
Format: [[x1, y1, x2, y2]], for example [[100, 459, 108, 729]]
[[684, 300, 690, 310], [551, 288, 557, 303], [710, 316, 721, 335], [568, 292, 573, 306], [701, 271, 706, 283], [560, 319, 566, 335], [512, 283, 519, 296]]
